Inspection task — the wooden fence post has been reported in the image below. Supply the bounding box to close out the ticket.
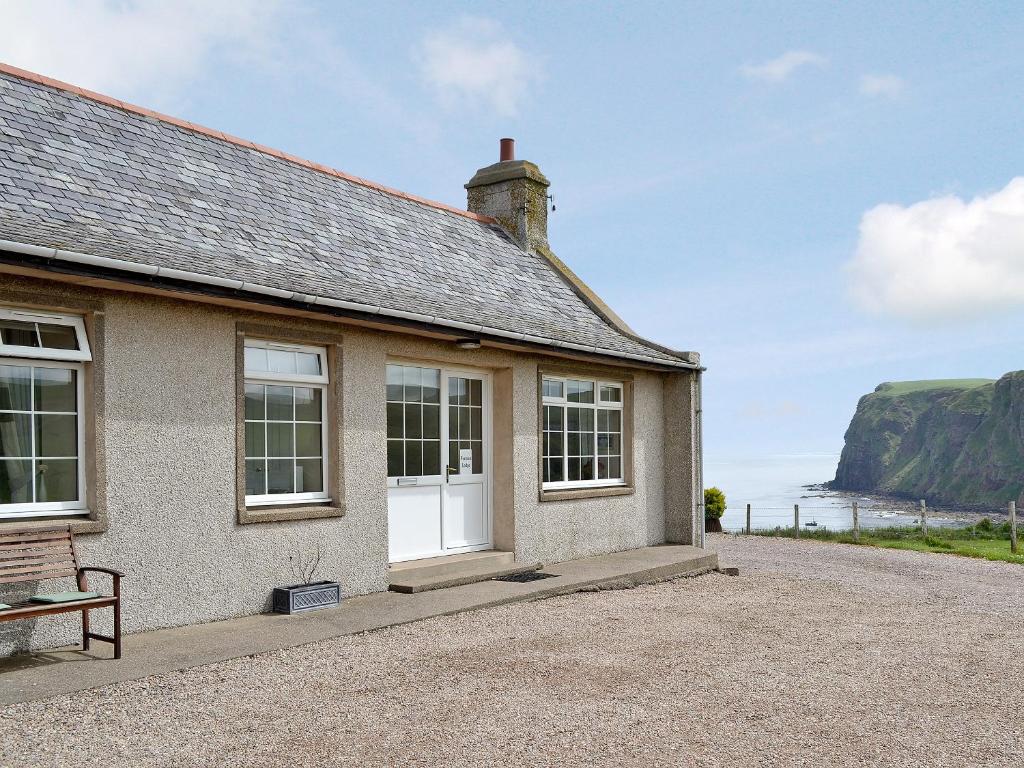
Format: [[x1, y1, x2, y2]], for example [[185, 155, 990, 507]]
[[1010, 500, 1018, 555], [852, 501, 859, 542], [746, 503, 751, 536], [794, 504, 800, 538], [920, 499, 927, 535]]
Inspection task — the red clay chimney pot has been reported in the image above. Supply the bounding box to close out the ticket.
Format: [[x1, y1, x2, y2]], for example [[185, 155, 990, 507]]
[[499, 137, 515, 162]]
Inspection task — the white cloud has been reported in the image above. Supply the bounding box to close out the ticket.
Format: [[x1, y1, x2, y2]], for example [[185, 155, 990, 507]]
[[0, 1, 446, 150], [0, 0, 286, 103], [741, 50, 826, 83], [859, 73, 905, 99], [416, 17, 541, 117], [847, 178, 1024, 320]]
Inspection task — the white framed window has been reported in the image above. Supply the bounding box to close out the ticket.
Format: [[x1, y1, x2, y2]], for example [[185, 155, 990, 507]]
[[0, 307, 91, 362], [542, 376, 624, 489], [243, 340, 330, 506], [0, 308, 91, 518]]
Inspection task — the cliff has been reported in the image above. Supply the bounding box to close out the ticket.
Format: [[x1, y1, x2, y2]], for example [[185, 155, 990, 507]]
[[832, 373, 1024, 508]]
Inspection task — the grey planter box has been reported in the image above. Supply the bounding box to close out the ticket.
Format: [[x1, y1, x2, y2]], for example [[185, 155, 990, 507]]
[[273, 581, 341, 614]]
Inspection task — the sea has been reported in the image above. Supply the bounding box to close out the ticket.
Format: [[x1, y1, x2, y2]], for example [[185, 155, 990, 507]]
[[705, 453, 972, 532]]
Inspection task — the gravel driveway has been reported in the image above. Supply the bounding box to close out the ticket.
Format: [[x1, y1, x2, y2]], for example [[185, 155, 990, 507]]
[[3, 535, 1023, 767]]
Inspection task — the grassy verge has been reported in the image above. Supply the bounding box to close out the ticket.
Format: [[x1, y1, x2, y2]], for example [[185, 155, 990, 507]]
[[750, 518, 1024, 565]]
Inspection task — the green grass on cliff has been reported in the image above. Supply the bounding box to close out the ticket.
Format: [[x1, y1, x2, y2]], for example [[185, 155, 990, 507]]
[[875, 379, 995, 396], [751, 519, 1024, 565], [837, 374, 1021, 508]]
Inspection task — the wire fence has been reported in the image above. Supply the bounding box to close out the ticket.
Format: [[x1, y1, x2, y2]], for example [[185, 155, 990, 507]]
[[720, 500, 1019, 552]]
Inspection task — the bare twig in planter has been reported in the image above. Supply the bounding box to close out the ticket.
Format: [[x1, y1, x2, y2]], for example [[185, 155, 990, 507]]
[[306, 545, 322, 583], [289, 544, 323, 585]]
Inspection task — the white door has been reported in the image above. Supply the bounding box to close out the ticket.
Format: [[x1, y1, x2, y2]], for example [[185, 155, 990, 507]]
[[386, 364, 490, 562]]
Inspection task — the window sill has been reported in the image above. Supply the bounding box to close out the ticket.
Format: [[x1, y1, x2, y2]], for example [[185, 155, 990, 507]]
[[539, 484, 634, 502], [238, 502, 345, 525], [0, 512, 106, 535]]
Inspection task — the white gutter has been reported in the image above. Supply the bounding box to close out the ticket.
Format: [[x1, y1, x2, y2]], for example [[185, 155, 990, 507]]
[[0, 238, 700, 370]]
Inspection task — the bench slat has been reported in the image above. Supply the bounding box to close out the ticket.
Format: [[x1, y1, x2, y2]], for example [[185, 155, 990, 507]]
[[0, 538, 72, 551], [0, 596, 116, 620], [0, 554, 75, 570], [0, 552, 74, 565], [0, 553, 77, 570], [0, 539, 73, 553], [0, 528, 71, 543], [0, 549, 73, 563], [0, 567, 77, 584], [0, 538, 71, 549], [0, 544, 73, 557]]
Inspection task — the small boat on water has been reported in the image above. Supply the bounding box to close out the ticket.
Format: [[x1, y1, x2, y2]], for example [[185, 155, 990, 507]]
[[804, 520, 819, 528]]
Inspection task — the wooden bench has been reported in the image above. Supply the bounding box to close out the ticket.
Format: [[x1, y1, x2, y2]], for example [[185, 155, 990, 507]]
[[0, 525, 123, 659]]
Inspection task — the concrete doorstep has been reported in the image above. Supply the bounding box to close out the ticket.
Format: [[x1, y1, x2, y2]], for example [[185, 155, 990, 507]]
[[0, 544, 717, 706], [387, 549, 541, 593]]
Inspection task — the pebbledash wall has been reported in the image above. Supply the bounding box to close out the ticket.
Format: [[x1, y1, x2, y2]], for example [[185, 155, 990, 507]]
[[0, 275, 699, 654]]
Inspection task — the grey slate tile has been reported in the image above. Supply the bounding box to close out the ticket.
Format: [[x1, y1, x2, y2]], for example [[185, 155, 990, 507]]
[[0, 71, 686, 364]]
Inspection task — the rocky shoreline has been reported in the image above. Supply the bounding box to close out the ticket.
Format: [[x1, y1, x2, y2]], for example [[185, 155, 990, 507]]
[[801, 483, 1006, 523]]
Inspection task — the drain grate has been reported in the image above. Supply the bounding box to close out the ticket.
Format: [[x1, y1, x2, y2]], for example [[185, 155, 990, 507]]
[[493, 571, 557, 583]]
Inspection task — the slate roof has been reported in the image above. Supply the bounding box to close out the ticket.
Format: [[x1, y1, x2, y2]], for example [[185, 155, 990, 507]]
[[0, 67, 691, 366]]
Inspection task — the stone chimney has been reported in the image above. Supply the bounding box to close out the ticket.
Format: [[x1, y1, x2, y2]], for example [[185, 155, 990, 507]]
[[466, 138, 550, 253]]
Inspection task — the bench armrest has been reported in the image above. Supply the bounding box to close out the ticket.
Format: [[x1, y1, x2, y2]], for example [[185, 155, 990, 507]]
[[79, 566, 126, 578], [78, 566, 124, 597]]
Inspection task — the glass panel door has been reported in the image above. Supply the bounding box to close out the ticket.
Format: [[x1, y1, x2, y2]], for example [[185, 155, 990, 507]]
[[387, 365, 490, 560], [442, 372, 488, 549], [446, 376, 483, 477]]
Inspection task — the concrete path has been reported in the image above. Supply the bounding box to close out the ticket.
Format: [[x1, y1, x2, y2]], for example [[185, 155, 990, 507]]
[[0, 544, 716, 704]]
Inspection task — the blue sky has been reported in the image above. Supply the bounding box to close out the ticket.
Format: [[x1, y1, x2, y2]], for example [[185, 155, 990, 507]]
[[3, 1, 1024, 475]]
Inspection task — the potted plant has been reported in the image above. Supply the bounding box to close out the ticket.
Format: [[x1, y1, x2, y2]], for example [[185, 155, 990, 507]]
[[704, 487, 726, 533], [272, 545, 341, 614]]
